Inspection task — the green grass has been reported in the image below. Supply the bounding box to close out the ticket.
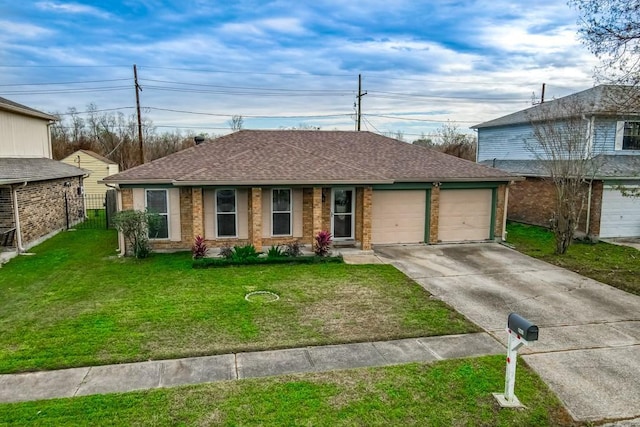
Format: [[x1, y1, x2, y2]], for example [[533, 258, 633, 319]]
[[0, 229, 478, 374], [507, 222, 640, 295], [0, 356, 580, 427]]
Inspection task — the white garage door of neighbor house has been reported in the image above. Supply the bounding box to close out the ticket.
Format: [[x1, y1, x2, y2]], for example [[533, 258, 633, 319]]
[[600, 186, 640, 238], [372, 190, 426, 244], [438, 189, 492, 242]]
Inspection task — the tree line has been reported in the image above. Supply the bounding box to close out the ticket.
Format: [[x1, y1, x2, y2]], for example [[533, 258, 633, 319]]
[[50, 104, 209, 170]]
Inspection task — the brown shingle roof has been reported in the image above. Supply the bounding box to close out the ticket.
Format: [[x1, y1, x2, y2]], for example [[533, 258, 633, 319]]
[[104, 130, 517, 185]]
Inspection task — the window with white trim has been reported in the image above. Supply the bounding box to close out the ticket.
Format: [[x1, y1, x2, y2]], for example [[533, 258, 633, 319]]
[[623, 121, 640, 150], [272, 188, 292, 236], [216, 189, 237, 237], [145, 189, 169, 239]]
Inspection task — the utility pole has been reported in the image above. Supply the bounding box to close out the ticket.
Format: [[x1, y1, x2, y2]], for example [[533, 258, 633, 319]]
[[133, 64, 144, 164], [356, 74, 367, 131], [541, 82, 546, 104]]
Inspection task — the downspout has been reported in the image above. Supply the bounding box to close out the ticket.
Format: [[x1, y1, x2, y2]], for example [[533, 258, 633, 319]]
[[105, 183, 125, 256], [12, 182, 27, 253]]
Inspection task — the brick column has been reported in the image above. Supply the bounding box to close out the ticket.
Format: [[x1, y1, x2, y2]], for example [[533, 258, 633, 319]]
[[361, 186, 373, 250], [312, 187, 322, 243], [248, 187, 263, 251], [120, 188, 133, 210], [191, 188, 204, 239], [429, 186, 440, 243]]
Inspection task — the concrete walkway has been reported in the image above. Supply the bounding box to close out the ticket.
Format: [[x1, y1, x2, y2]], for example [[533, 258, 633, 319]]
[[0, 332, 503, 403]]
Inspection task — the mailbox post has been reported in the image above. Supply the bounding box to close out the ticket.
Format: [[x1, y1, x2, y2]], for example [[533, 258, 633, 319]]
[[493, 313, 539, 408]]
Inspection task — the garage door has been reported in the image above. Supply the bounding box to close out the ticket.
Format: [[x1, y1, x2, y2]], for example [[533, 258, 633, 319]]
[[600, 185, 640, 238], [372, 190, 426, 244], [438, 189, 492, 242]]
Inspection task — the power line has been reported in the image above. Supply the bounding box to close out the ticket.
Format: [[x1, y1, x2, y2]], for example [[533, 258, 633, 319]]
[[140, 78, 352, 93], [55, 107, 136, 115], [0, 86, 131, 95], [146, 107, 352, 119], [364, 114, 479, 123], [0, 78, 132, 87]]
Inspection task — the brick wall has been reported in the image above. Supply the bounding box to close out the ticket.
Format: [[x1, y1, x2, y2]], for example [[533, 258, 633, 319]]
[[15, 177, 84, 246], [508, 177, 602, 235], [0, 188, 14, 231]]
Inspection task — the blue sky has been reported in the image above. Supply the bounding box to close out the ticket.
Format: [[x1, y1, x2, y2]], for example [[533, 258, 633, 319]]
[[2, 0, 599, 140]]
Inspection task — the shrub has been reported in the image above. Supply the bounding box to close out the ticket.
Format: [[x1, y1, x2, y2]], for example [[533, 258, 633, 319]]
[[266, 245, 284, 258], [232, 244, 260, 262], [112, 209, 160, 259], [191, 235, 207, 259], [285, 241, 301, 257], [219, 244, 233, 259], [314, 230, 332, 257]]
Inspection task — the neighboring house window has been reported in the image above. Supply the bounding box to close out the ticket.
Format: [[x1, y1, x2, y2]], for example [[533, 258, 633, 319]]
[[623, 121, 640, 150], [272, 189, 292, 236], [145, 189, 169, 239], [616, 121, 640, 150], [216, 189, 237, 237]]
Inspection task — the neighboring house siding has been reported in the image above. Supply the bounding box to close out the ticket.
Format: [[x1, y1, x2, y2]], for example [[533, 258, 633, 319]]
[[592, 119, 617, 154], [16, 177, 84, 246], [477, 124, 539, 161], [61, 152, 119, 196], [0, 110, 51, 158]]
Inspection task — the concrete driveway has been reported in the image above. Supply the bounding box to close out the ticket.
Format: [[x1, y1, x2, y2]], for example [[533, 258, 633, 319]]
[[375, 243, 640, 423]]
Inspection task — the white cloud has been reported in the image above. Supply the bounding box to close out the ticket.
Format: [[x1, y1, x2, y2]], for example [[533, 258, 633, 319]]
[[0, 20, 54, 39], [35, 2, 111, 19]]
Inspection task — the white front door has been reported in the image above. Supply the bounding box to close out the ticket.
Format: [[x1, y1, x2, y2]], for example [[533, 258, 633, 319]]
[[331, 188, 355, 240]]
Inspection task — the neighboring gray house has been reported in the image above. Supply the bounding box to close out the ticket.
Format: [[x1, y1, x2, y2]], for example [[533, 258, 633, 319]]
[[474, 85, 640, 238], [0, 97, 86, 252]]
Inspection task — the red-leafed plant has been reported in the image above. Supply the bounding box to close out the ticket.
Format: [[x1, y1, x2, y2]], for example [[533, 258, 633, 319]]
[[191, 235, 208, 259], [314, 230, 332, 257]]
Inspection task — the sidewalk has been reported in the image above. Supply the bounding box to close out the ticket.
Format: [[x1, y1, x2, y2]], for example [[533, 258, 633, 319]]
[[0, 332, 503, 403]]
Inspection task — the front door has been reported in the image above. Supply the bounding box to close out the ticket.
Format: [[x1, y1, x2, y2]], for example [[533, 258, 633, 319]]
[[331, 188, 355, 240]]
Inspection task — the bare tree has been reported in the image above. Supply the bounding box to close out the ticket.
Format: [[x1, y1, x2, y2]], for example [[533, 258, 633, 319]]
[[570, 0, 640, 87], [525, 98, 604, 254], [436, 122, 477, 161], [228, 115, 244, 131]]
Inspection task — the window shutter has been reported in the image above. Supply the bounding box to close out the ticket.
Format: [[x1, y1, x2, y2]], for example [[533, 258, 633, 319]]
[[615, 121, 625, 150]]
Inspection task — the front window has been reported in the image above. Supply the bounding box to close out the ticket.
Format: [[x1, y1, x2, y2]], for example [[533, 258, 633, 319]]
[[216, 189, 237, 237], [146, 189, 169, 239], [272, 189, 291, 236], [623, 121, 640, 150]]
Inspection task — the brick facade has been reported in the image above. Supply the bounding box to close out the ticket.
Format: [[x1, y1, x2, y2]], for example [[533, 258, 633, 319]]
[[0, 188, 14, 231], [508, 177, 603, 236], [7, 177, 84, 247]]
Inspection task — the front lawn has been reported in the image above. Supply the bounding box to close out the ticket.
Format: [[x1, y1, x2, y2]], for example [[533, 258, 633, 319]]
[[507, 222, 640, 295], [0, 356, 579, 427], [0, 229, 477, 374]]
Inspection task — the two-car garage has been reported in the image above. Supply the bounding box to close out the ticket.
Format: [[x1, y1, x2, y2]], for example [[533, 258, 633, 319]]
[[371, 188, 495, 245]]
